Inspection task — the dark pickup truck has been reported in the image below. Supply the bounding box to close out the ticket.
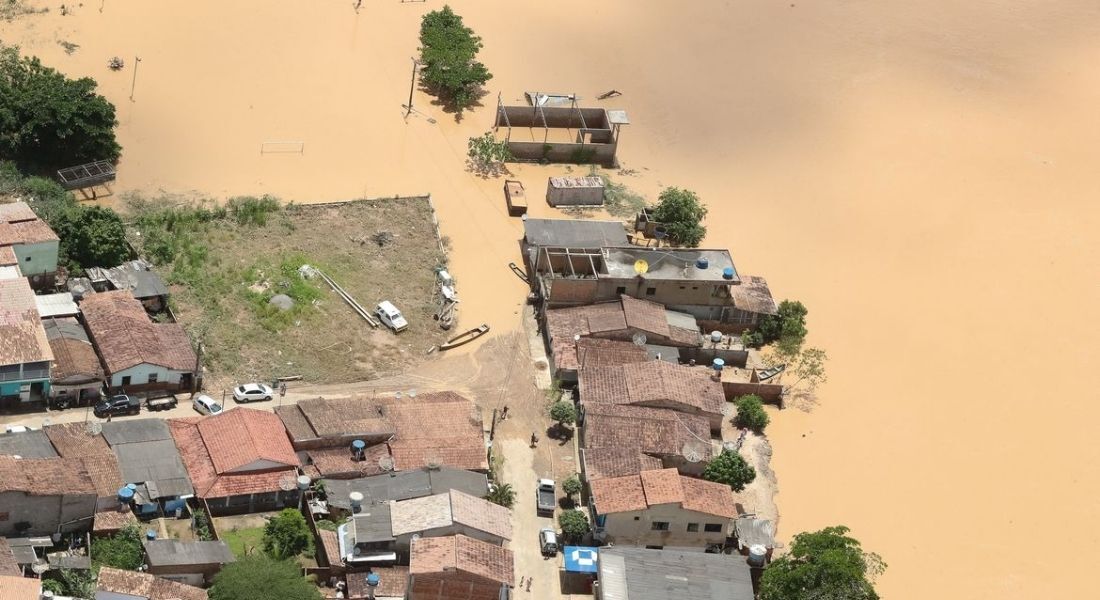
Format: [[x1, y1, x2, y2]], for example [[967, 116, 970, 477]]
[[93, 395, 141, 418]]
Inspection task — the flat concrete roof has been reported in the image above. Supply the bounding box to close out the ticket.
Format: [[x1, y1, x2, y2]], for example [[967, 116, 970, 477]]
[[602, 247, 738, 282]]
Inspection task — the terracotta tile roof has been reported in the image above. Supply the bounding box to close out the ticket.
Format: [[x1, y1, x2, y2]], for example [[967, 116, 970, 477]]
[[385, 392, 487, 471], [80, 290, 196, 373], [307, 444, 390, 479], [196, 408, 298, 474], [47, 336, 102, 380], [582, 361, 725, 418], [8, 219, 58, 244], [0, 539, 19, 576], [295, 397, 395, 439], [0, 456, 96, 496], [82, 453, 126, 497], [589, 474, 647, 514], [582, 447, 663, 480], [97, 566, 208, 600], [169, 417, 298, 498], [0, 246, 15, 266], [390, 492, 453, 536], [318, 529, 341, 566], [273, 405, 322, 442], [0, 201, 38, 223], [582, 404, 712, 458], [448, 490, 512, 541], [346, 566, 409, 599], [0, 278, 52, 367], [545, 302, 625, 371], [620, 295, 671, 338], [575, 338, 648, 370], [730, 275, 778, 315], [411, 535, 514, 586], [44, 422, 112, 457], [680, 476, 741, 519], [638, 468, 682, 505], [0, 575, 40, 600], [94, 505, 138, 532]]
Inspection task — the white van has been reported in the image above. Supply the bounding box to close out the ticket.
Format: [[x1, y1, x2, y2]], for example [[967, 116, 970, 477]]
[[376, 301, 408, 333], [192, 394, 224, 416]]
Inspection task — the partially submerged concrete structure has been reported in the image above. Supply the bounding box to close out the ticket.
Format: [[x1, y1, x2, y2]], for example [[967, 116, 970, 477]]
[[494, 98, 629, 166]]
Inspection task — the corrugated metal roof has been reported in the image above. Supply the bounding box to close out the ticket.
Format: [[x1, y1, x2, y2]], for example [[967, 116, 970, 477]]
[[598, 547, 753, 600], [523, 218, 628, 248], [144, 540, 235, 566], [0, 430, 60, 459], [34, 293, 79, 319]]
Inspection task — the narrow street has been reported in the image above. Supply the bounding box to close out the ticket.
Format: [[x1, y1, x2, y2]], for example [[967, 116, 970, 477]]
[[499, 437, 564, 600]]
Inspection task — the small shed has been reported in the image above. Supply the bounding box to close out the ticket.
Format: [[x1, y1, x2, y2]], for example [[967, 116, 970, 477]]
[[34, 293, 80, 319], [546, 176, 605, 207], [504, 180, 527, 216]]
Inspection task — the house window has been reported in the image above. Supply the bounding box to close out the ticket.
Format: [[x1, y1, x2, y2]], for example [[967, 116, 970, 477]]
[[645, 287, 656, 296], [121, 376, 131, 387], [148, 373, 159, 384], [645, 545, 664, 550], [633, 516, 640, 521], [616, 286, 626, 295], [686, 523, 699, 532], [651, 521, 670, 531], [704, 523, 723, 533]]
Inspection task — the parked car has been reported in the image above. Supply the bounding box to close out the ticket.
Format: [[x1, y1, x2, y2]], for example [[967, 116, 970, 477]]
[[375, 301, 408, 333], [146, 396, 178, 411], [536, 478, 556, 515], [192, 394, 224, 415], [539, 528, 559, 557], [94, 395, 140, 418], [233, 383, 274, 403]]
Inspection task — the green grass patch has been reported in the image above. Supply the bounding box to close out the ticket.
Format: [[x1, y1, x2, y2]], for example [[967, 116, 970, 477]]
[[220, 526, 265, 559]]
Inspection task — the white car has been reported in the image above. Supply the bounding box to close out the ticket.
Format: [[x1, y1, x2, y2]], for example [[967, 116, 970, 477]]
[[233, 383, 274, 403], [4, 425, 30, 434], [539, 528, 559, 556], [192, 394, 224, 415], [375, 301, 408, 333]]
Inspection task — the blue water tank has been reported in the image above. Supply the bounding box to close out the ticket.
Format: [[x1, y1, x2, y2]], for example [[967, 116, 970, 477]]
[[696, 257, 709, 270], [712, 358, 725, 371], [722, 267, 736, 280], [117, 486, 135, 503], [352, 440, 366, 451], [145, 529, 156, 540], [366, 573, 381, 587]]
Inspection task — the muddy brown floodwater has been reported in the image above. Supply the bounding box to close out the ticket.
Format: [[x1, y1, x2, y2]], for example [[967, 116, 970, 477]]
[[8, 0, 1100, 597]]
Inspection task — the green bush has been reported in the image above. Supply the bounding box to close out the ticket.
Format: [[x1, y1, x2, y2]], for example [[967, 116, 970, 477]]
[[702, 449, 756, 492], [562, 475, 583, 497], [91, 522, 145, 570], [227, 195, 280, 227], [262, 509, 313, 560], [549, 400, 577, 427], [314, 519, 339, 532], [558, 509, 590, 541], [759, 300, 809, 347], [651, 187, 707, 247], [759, 526, 886, 600], [485, 483, 516, 508], [50, 204, 131, 271], [418, 5, 492, 111], [193, 509, 214, 541], [733, 395, 770, 433], [211, 555, 322, 600]]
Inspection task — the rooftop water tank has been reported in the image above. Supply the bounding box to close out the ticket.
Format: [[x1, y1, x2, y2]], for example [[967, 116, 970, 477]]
[[349, 491, 365, 511], [145, 529, 156, 541], [696, 257, 709, 270], [297, 475, 312, 490], [366, 573, 381, 587], [352, 439, 366, 460], [748, 544, 767, 568], [710, 331, 722, 343], [712, 358, 725, 372], [722, 267, 736, 280], [117, 486, 135, 503]]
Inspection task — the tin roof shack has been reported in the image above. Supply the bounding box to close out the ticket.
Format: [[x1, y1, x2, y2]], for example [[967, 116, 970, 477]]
[[409, 535, 514, 600], [169, 408, 301, 515], [323, 468, 488, 511], [588, 469, 741, 550], [543, 295, 701, 382], [81, 290, 198, 397], [389, 490, 511, 552], [96, 566, 208, 600], [0, 200, 59, 285], [43, 317, 103, 406], [0, 574, 41, 600], [595, 547, 754, 600], [546, 177, 605, 207], [143, 539, 235, 586], [580, 404, 715, 477], [101, 419, 194, 517], [85, 259, 170, 312], [580, 361, 726, 432], [530, 244, 778, 332], [494, 99, 628, 167], [0, 278, 53, 407], [0, 456, 96, 536]]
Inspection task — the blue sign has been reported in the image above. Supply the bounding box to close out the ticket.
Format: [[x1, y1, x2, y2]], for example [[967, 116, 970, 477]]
[[563, 546, 599, 573]]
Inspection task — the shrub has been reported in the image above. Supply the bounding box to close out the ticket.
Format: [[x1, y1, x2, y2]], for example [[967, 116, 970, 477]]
[[759, 526, 886, 600], [759, 300, 809, 347], [418, 5, 492, 111], [227, 195, 280, 227], [734, 395, 770, 433], [91, 522, 144, 570], [50, 204, 131, 271], [650, 187, 707, 247], [558, 509, 590, 541], [262, 509, 312, 560], [549, 400, 577, 427], [193, 509, 214, 541], [562, 475, 582, 498], [702, 449, 756, 492], [314, 520, 339, 532], [485, 483, 516, 509], [211, 555, 322, 600], [467, 131, 511, 168]]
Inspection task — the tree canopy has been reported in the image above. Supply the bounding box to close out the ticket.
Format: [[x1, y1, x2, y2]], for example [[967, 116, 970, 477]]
[[90, 522, 144, 570], [702, 449, 756, 492], [760, 300, 809, 348], [759, 526, 885, 600], [562, 474, 583, 497], [549, 400, 577, 426], [467, 131, 511, 175], [418, 6, 492, 112], [485, 482, 516, 508], [0, 44, 121, 170], [558, 509, 590, 541], [51, 204, 131, 270], [733, 395, 770, 433], [210, 555, 322, 600], [650, 187, 707, 247], [262, 509, 313, 560]]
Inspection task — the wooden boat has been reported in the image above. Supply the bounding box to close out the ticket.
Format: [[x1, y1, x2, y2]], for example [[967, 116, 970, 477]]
[[754, 363, 786, 382], [509, 262, 529, 283], [437, 324, 490, 351]]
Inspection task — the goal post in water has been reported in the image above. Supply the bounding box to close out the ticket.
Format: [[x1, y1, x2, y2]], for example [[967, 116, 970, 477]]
[[260, 141, 305, 154]]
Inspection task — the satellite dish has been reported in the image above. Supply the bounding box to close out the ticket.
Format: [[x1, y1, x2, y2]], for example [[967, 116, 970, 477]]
[[408, 389, 416, 398], [87, 421, 103, 435], [633, 259, 649, 275], [632, 333, 647, 347], [279, 475, 297, 492], [378, 456, 395, 472], [682, 441, 707, 463], [394, 391, 403, 400], [31, 561, 49, 575]]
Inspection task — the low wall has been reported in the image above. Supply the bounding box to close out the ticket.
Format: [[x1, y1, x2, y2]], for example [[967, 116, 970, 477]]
[[507, 140, 617, 166], [722, 382, 785, 407]]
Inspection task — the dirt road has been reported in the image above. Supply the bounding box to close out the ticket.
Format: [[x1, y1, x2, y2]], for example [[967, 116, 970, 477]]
[[499, 438, 563, 600]]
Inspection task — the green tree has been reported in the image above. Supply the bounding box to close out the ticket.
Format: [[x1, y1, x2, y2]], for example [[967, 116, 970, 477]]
[[467, 131, 511, 174], [262, 509, 313, 560], [90, 522, 144, 570], [0, 44, 121, 170], [549, 400, 577, 429], [759, 526, 885, 600], [418, 6, 492, 112], [733, 395, 770, 433], [702, 449, 756, 492], [771, 345, 828, 394], [562, 474, 583, 498], [42, 569, 94, 598], [485, 482, 516, 508], [558, 509, 590, 542], [650, 187, 707, 247], [759, 300, 809, 347], [210, 555, 322, 600], [50, 204, 131, 270]]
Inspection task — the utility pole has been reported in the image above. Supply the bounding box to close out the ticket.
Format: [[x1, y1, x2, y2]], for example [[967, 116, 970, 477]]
[[405, 58, 418, 118], [129, 56, 142, 101]]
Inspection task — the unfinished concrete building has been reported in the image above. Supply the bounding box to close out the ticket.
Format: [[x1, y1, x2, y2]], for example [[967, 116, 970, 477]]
[[494, 96, 629, 166]]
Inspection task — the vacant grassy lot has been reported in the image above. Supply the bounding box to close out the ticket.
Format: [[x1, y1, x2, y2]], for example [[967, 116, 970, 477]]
[[126, 195, 450, 389]]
